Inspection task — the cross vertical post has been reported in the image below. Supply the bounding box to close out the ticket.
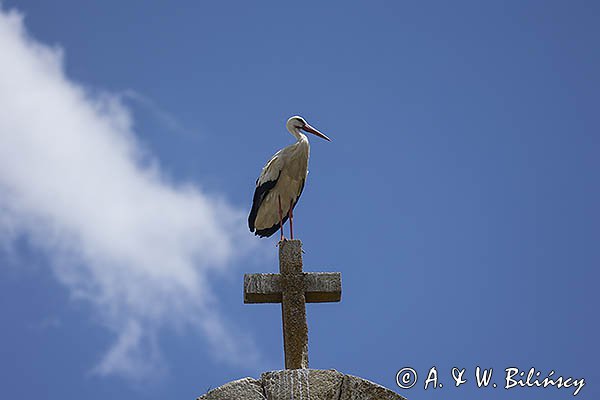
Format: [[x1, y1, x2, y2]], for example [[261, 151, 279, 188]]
[[279, 240, 308, 369]]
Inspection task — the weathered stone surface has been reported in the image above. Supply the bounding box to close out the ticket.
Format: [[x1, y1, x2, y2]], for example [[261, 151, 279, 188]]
[[279, 240, 309, 369], [244, 240, 342, 370], [196, 370, 406, 400], [244, 273, 282, 303], [196, 377, 265, 400], [303, 272, 341, 302], [244, 272, 341, 303], [340, 374, 407, 400], [261, 369, 344, 400]]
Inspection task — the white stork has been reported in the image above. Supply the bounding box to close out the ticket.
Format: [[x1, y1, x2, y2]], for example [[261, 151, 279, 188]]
[[249, 116, 331, 241]]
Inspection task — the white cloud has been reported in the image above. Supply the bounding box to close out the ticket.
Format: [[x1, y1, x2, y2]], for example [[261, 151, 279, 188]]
[[0, 7, 260, 379]]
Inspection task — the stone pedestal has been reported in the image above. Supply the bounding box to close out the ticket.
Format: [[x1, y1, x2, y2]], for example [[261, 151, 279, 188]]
[[197, 369, 406, 400]]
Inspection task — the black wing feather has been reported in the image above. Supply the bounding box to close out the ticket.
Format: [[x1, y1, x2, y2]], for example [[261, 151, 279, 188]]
[[248, 171, 280, 234], [252, 176, 305, 238], [249, 172, 306, 238]]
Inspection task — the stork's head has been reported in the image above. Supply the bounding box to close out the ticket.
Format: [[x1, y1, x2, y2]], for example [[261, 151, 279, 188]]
[[286, 116, 331, 142]]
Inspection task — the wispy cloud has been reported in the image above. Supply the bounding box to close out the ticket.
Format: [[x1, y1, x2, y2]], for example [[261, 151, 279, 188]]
[[0, 7, 259, 379], [120, 89, 193, 137]]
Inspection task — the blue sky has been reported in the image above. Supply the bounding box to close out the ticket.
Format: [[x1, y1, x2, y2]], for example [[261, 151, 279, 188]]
[[0, 1, 598, 399]]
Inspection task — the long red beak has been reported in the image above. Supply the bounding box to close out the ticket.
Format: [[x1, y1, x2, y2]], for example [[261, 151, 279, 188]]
[[302, 124, 331, 141]]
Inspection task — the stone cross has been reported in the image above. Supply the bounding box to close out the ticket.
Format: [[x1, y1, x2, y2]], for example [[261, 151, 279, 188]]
[[244, 239, 342, 369]]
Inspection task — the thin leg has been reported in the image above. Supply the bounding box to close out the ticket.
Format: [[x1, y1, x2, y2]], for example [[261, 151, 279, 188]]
[[289, 200, 294, 239], [278, 195, 284, 242]]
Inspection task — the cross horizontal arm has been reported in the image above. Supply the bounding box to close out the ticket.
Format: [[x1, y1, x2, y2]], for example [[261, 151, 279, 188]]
[[304, 272, 342, 302], [244, 273, 281, 303], [244, 272, 341, 304]]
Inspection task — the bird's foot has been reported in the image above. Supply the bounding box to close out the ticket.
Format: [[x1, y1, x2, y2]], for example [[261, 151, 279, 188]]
[[276, 237, 288, 247]]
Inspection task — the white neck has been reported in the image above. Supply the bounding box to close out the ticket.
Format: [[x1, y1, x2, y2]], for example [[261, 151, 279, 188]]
[[286, 125, 306, 142]]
